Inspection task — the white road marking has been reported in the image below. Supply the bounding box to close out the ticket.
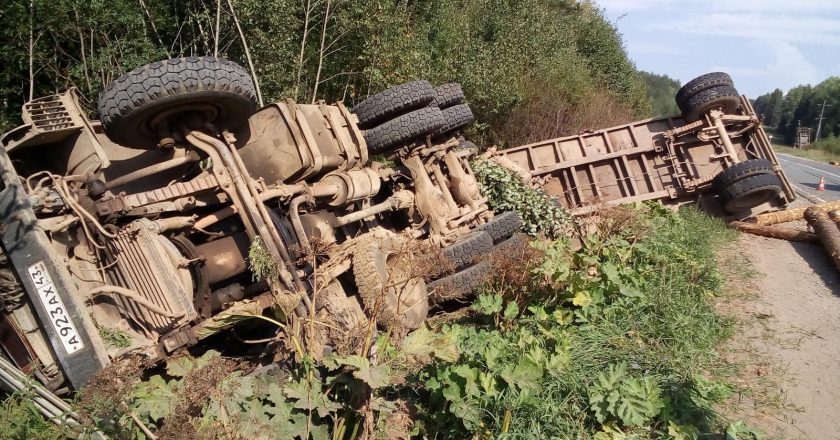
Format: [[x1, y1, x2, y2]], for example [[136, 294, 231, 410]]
[[777, 155, 840, 180]]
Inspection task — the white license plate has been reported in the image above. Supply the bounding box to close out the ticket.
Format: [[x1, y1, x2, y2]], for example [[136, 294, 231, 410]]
[[27, 261, 84, 354]]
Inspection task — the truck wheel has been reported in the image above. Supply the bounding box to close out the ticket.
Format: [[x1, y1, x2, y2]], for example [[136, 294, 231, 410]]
[[430, 83, 465, 109], [363, 106, 446, 153], [712, 159, 774, 191], [428, 260, 491, 305], [492, 232, 528, 255], [437, 104, 475, 135], [719, 173, 782, 212], [352, 80, 435, 129], [97, 57, 258, 148], [680, 85, 741, 122], [442, 230, 494, 269], [477, 211, 523, 243], [353, 232, 429, 330], [0, 249, 24, 312], [675, 72, 733, 108]]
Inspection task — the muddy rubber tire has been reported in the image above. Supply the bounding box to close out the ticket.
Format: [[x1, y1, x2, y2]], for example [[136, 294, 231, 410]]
[[477, 211, 522, 243], [428, 260, 491, 305], [352, 80, 435, 129], [97, 57, 258, 148], [442, 230, 494, 269], [430, 83, 464, 109], [437, 104, 475, 135], [353, 231, 429, 330], [675, 72, 733, 108], [719, 173, 782, 212], [680, 85, 741, 122], [0, 248, 24, 312], [492, 232, 528, 255], [363, 106, 446, 153], [712, 159, 775, 191]]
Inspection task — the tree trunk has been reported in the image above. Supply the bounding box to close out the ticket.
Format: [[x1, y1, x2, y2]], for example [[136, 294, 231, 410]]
[[805, 207, 840, 272], [750, 200, 840, 226], [227, 0, 264, 106], [214, 0, 221, 57], [729, 221, 819, 244], [310, 0, 331, 104]]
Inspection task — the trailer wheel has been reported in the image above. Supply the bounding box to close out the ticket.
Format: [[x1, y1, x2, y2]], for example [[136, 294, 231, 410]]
[[437, 104, 475, 135], [428, 260, 491, 305], [680, 85, 741, 122], [442, 230, 494, 269], [477, 211, 522, 243], [430, 83, 465, 109], [97, 57, 258, 148], [719, 173, 782, 212], [363, 106, 446, 153], [352, 80, 435, 129], [712, 159, 775, 191], [0, 248, 24, 312], [675, 72, 733, 108], [353, 232, 429, 330]]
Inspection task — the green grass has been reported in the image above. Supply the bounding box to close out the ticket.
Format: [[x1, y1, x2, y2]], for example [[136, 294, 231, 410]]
[[0, 390, 68, 440], [408, 205, 746, 438], [773, 144, 840, 164]]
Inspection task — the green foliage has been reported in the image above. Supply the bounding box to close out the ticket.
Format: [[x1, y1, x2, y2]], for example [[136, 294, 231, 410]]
[[472, 158, 575, 238], [640, 71, 681, 117], [588, 362, 665, 427], [404, 206, 743, 438], [247, 237, 278, 282], [98, 326, 132, 349], [0, 0, 650, 144], [754, 76, 840, 145], [0, 388, 69, 440]]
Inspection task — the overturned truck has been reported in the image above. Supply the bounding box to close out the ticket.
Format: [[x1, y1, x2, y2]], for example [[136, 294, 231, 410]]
[[492, 73, 795, 216], [0, 57, 522, 393]]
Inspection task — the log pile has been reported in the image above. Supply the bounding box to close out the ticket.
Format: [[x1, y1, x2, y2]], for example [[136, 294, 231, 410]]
[[732, 200, 840, 272]]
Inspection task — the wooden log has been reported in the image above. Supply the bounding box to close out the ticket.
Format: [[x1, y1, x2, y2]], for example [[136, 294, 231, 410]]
[[730, 221, 820, 243], [751, 200, 840, 225], [804, 207, 840, 271]]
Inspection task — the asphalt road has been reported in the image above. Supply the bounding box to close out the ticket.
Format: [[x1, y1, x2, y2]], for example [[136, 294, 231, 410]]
[[777, 153, 840, 203]]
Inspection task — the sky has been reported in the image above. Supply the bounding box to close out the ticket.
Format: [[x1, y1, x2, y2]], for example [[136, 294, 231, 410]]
[[597, 0, 840, 97]]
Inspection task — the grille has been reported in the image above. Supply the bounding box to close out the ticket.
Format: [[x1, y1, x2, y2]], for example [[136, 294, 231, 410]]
[[103, 220, 195, 337], [23, 95, 76, 132]]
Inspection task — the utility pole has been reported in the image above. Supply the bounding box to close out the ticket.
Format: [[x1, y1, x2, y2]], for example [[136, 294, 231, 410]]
[[815, 100, 830, 141]]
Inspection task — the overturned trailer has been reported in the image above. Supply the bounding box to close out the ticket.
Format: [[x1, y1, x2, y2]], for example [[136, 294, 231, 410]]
[[494, 73, 795, 216]]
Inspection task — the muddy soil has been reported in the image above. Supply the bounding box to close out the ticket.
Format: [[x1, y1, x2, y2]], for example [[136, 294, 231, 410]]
[[723, 219, 840, 439]]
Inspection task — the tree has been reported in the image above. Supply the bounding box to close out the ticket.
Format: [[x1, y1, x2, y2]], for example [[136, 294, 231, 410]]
[[639, 71, 680, 117]]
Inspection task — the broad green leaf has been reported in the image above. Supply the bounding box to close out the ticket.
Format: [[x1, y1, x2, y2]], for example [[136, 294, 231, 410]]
[[572, 291, 592, 307], [503, 301, 520, 320], [500, 358, 544, 393], [668, 421, 700, 440], [401, 326, 459, 362], [165, 356, 195, 378]]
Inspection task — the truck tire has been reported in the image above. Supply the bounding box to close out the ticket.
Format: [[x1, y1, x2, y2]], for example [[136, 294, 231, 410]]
[[712, 159, 775, 191], [97, 57, 258, 148], [353, 232, 429, 330], [430, 83, 464, 109], [477, 211, 522, 243], [437, 104, 475, 135], [0, 248, 24, 312], [492, 232, 528, 254], [363, 106, 446, 153], [680, 85, 741, 122], [442, 230, 494, 268], [352, 80, 435, 129], [719, 173, 782, 212], [675, 72, 733, 108], [428, 260, 491, 305]]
